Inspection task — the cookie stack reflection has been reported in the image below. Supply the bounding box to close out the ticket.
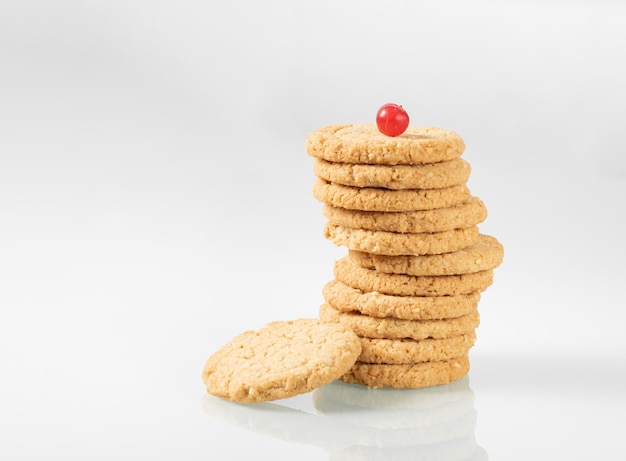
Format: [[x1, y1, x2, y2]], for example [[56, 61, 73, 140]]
[[202, 375, 487, 461], [306, 124, 503, 388], [313, 377, 487, 460]]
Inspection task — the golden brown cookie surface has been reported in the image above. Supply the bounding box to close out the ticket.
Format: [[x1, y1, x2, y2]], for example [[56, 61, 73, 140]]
[[340, 355, 470, 388], [322, 280, 482, 320], [325, 223, 479, 256], [201, 319, 361, 403], [319, 302, 480, 340], [312, 157, 471, 190], [334, 256, 494, 296], [306, 124, 466, 165], [313, 178, 471, 212], [349, 234, 504, 276], [357, 332, 477, 365], [322, 197, 487, 234]]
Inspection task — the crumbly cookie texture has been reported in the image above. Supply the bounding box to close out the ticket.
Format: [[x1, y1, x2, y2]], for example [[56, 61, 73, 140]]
[[312, 157, 471, 190], [319, 302, 480, 340], [357, 332, 477, 365], [349, 234, 504, 276], [304, 121, 503, 389], [201, 319, 361, 403], [322, 197, 487, 234], [313, 178, 471, 212], [334, 256, 494, 297], [340, 355, 471, 388], [325, 223, 479, 256], [306, 124, 466, 165], [322, 280, 482, 320]]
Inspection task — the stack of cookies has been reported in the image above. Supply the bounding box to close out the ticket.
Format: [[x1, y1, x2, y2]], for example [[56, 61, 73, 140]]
[[306, 123, 503, 389]]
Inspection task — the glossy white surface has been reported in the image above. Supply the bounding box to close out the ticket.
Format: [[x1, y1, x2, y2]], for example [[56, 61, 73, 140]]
[[1, 1, 625, 459], [200, 358, 626, 460]]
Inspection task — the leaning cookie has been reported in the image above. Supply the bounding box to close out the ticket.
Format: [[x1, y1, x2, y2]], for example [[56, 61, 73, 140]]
[[349, 234, 504, 276], [334, 256, 493, 297], [312, 157, 471, 190], [201, 319, 361, 403], [322, 197, 487, 233], [313, 178, 471, 212], [306, 124, 466, 165], [325, 222, 479, 256], [340, 355, 471, 389], [319, 303, 480, 340]]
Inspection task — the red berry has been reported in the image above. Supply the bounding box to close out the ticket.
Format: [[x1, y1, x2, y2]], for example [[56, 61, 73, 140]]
[[376, 103, 410, 137]]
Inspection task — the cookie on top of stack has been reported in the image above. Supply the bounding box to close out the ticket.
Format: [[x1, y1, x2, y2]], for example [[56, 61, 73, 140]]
[[306, 122, 503, 389]]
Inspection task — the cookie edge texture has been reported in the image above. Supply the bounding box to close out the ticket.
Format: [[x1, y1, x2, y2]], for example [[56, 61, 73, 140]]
[[201, 318, 362, 403]]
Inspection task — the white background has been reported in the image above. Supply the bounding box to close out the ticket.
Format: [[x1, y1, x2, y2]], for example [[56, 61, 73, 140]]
[[1, 1, 625, 459]]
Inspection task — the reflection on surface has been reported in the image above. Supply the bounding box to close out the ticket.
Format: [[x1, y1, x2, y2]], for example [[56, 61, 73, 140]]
[[202, 377, 487, 460]]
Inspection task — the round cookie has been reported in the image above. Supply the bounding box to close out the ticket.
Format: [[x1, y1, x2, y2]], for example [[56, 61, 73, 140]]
[[325, 223, 479, 256], [358, 332, 477, 365], [201, 319, 361, 403], [313, 178, 471, 212], [349, 234, 504, 276], [312, 157, 471, 190], [322, 197, 487, 233], [340, 355, 470, 389], [334, 256, 494, 296], [319, 302, 480, 340], [306, 124, 466, 165], [322, 280, 482, 320]]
